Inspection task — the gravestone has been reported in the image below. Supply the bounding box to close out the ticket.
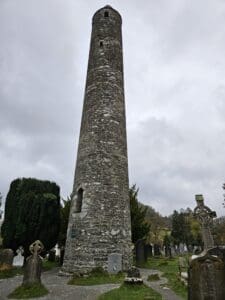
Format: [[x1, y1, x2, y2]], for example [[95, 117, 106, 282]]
[[144, 244, 152, 258], [0, 249, 14, 268], [23, 240, 44, 285], [135, 239, 146, 265], [107, 253, 122, 274], [48, 249, 56, 262], [13, 247, 23, 267], [193, 194, 216, 250], [153, 244, 161, 256], [124, 266, 143, 284], [188, 250, 225, 300]]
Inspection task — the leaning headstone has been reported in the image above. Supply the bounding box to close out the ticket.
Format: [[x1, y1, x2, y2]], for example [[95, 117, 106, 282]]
[[124, 266, 143, 284], [135, 239, 146, 265], [107, 253, 122, 274], [23, 240, 44, 285], [188, 249, 225, 300], [0, 249, 14, 269]]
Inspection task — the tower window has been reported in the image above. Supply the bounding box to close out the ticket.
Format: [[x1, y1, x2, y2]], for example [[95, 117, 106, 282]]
[[99, 41, 103, 47], [75, 188, 83, 213], [104, 11, 109, 17]]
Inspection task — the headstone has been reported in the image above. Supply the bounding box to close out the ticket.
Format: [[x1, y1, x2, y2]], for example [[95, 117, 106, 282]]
[[188, 249, 225, 300], [23, 240, 44, 285], [13, 247, 23, 266], [107, 253, 122, 274], [135, 239, 146, 265], [48, 249, 56, 262], [153, 244, 161, 256], [144, 244, 152, 258], [193, 194, 216, 250], [124, 266, 143, 284], [0, 249, 14, 268]]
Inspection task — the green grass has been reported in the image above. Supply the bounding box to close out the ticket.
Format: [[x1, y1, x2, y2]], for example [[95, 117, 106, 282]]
[[143, 257, 187, 299], [8, 283, 48, 299], [0, 267, 23, 279], [68, 269, 124, 286], [0, 259, 59, 280], [98, 283, 162, 300], [42, 260, 59, 271]]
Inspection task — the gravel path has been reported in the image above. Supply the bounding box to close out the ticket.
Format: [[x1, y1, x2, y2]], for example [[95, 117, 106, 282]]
[[0, 267, 183, 300], [139, 268, 183, 300], [0, 268, 120, 300]]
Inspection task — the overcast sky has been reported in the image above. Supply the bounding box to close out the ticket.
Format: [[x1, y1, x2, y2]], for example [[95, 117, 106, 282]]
[[1, 0, 225, 216]]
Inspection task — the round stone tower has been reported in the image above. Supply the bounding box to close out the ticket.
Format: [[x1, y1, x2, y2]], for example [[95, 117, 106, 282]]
[[62, 5, 132, 274]]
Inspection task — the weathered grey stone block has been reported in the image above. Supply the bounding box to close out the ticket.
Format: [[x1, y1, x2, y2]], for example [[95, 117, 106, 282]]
[[107, 253, 122, 274]]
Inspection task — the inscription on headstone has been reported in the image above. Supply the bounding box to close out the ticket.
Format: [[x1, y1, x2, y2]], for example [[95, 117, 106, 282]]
[[107, 253, 122, 274]]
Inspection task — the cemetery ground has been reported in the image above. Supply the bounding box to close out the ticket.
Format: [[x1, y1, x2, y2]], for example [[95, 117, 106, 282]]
[[0, 256, 186, 300]]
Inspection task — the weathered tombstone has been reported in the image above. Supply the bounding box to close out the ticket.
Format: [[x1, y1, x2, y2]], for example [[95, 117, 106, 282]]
[[23, 240, 44, 285], [135, 239, 146, 265], [165, 245, 172, 257], [193, 194, 216, 250], [178, 257, 188, 285], [153, 244, 161, 256], [107, 253, 122, 274], [188, 250, 225, 300], [0, 249, 14, 269], [13, 247, 24, 267], [48, 249, 56, 262], [144, 244, 152, 258], [124, 266, 143, 284], [171, 246, 176, 257]]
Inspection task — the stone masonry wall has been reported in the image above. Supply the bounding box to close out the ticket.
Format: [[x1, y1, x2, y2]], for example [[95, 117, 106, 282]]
[[62, 5, 133, 274]]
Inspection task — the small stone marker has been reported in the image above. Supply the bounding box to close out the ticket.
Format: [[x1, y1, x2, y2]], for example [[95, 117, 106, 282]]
[[23, 240, 44, 285], [124, 266, 143, 284], [0, 249, 14, 269], [107, 253, 122, 274]]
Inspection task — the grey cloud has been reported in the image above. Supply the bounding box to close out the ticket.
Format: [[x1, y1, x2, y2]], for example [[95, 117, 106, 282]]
[[1, 0, 225, 217]]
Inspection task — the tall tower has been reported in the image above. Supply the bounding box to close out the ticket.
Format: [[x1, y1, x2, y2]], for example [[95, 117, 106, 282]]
[[62, 5, 132, 274]]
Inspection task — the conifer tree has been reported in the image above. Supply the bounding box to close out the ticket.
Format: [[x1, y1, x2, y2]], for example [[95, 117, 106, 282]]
[[1, 178, 60, 259]]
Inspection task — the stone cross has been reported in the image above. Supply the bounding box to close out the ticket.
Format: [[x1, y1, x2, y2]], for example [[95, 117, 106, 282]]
[[29, 240, 44, 256], [23, 240, 44, 285], [193, 195, 216, 250]]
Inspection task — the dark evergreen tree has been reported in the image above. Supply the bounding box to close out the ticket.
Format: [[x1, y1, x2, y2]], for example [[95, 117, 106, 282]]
[[1, 178, 60, 259], [130, 185, 150, 243], [58, 197, 71, 247]]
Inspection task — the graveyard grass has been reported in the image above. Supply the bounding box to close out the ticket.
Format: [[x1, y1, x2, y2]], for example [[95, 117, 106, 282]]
[[144, 256, 188, 299], [0, 266, 23, 279], [0, 259, 59, 279], [68, 267, 124, 285], [98, 283, 162, 300], [7, 283, 48, 299]]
